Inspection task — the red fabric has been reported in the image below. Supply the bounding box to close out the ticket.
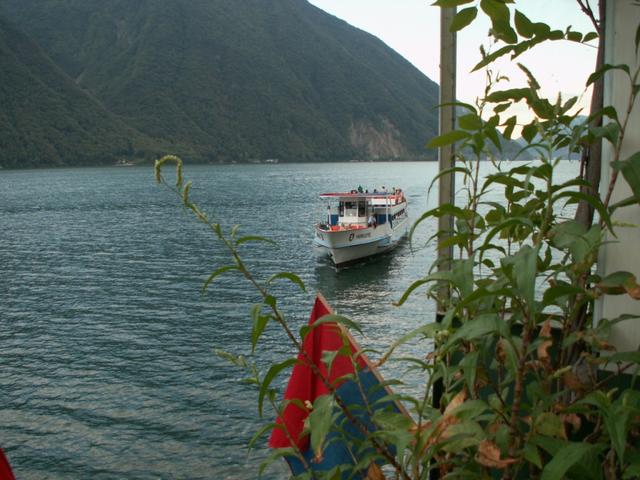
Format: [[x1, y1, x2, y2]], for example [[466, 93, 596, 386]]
[[0, 449, 16, 480], [268, 295, 366, 450]]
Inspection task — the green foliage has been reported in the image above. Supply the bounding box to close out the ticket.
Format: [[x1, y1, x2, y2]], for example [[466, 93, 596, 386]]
[[398, 2, 640, 478]]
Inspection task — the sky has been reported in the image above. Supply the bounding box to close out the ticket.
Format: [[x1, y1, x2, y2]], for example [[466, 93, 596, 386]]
[[307, 0, 598, 119]]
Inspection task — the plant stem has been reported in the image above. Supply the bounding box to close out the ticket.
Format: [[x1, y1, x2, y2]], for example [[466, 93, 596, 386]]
[[601, 64, 640, 211], [160, 168, 412, 479]]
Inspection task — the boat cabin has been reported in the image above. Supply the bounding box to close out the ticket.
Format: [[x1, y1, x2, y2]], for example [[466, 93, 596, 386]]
[[318, 190, 406, 231]]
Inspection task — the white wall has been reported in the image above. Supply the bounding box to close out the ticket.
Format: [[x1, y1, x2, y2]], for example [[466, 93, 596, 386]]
[[597, 0, 640, 352]]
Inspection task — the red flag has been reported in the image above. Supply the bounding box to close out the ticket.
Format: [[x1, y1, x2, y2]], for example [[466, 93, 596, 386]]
[[268, 294, 366, 450], [0, 449, 16, 480]]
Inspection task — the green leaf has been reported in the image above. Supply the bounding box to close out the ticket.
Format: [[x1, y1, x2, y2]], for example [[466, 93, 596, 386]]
[[248, 422, 277, 451], [579, 390, 611, 412], [504, 245, 539, 311], [450, 7, 478, 31], [427, 130, 470, 148], [522, 122, 538, 143], [439, 101, 478, 113], [154, 154, 184, 187], [236, 235, 277, 246], [561, 96, 578, 114], [480, 0, 517, 44], [583, 31, 599, 43], [514, 10, 535, 38], [481, 216, 534, 248], [493, 102, 512, 114], [251, 305, 271, 353], [446, 314, 504, 347], [548, 29, 565, 41], [566, 31, 583, 43], [598, 271, 635, 288], [458, 112, 483, 130], [449, 399, 489, 420], [321, 350, 340, 376], [258, 447, 297, 476], [214, 349, 247, 368], [587, 63, 631, 86], [266, 272, 306, 292], [612, 152, 640, 203], [503, 116, 517, 140], [310, 313, 363, 335], [202, 265, 239, 293], [408, 203, 473, 244], [264, 295, 277, 310], [181, 180, 192, 204], [553, 190, 612, 233], [440, 420, 485, 452], [624, 461, 640, 480], [610, 195, 640, 211], [486, 88, 532, 103], [485, 126, 502, 151], [309, 394, 335, 460], [472, 45, 516, 71], [534, 412, 564, 437], [427, 166, 472, 196], [540, 442, 598, 480], [377, 323, 443, 366], [531, 99, 555, 119], [530, 21, 551, 38], [606, 351, 640, 364], [606, 406, 630, 465], [460, 351, 479, 393], [518, 63, 541, 90], [542, 284, 584, 306], [590, 122, 621, 145], [394, 277, 432, 306], [524, 441, 542, 468], [258, 358, 297, 416]]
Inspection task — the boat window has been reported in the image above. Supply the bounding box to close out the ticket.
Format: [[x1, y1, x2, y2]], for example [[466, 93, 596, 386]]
[[358, 201, 365, 217], [339, 201, 344, 216], [342, 201, 358, 217]]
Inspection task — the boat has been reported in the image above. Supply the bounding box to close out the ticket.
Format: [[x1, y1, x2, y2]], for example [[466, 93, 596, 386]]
[[314, 187, 409, 266], [114, 158, 135, 166]]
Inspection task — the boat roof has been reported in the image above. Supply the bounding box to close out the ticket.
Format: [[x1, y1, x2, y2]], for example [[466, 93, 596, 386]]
[[319, 191, 398, 199]]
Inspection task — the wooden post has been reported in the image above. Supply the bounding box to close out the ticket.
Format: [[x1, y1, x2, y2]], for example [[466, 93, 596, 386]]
[[437, 7, 457, 314]]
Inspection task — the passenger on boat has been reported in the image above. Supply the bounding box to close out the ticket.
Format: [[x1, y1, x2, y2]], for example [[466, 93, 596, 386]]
[[368, 214, 377, 228]]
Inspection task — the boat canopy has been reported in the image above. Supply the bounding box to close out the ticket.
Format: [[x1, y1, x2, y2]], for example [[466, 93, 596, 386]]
[[319, 190, 405, 206], [319, 192, 394, 198]]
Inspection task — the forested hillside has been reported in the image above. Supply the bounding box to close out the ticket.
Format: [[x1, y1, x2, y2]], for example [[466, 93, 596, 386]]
[[0, 17, 164, 168], [1, 0, 442, 167]]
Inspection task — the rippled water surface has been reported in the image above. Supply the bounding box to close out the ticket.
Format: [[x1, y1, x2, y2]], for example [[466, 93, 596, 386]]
[[0, 161, 577, 478]]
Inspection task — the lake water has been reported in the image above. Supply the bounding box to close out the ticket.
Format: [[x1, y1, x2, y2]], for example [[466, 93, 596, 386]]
[[0, 161, 578, 479]]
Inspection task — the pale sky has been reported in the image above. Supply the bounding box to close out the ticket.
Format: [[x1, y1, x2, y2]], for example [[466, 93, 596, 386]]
[[307, 0, 598, 119]]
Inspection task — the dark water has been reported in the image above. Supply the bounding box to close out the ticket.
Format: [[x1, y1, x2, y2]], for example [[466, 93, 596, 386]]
[[0, 163, 441, 479], [0, 161, 578, 479]]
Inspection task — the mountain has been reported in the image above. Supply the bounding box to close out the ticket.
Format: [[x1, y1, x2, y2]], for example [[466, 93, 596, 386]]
[[1, 0, 441, 167], [0, 16, 165, 168]]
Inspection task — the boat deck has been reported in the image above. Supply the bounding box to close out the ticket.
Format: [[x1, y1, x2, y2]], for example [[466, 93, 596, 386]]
[[317, 224, 368, 232]]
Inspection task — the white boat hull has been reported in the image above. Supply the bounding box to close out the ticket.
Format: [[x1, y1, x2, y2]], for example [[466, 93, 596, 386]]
[[314, 218, 409, 266]]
